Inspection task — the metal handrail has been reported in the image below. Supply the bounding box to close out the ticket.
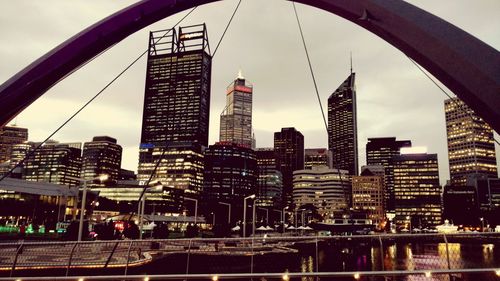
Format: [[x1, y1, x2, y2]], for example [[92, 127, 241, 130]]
[[0, 268, 499, 280]]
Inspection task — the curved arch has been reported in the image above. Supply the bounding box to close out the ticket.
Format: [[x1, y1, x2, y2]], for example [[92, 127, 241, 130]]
[[0, 0, 499, 131]]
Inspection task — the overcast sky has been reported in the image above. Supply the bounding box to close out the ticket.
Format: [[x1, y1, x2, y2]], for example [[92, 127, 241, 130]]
[[0, 0, 499, 184]]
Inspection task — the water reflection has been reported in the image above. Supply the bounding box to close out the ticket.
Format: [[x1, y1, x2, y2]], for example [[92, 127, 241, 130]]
[[300, 256, 314, 281]]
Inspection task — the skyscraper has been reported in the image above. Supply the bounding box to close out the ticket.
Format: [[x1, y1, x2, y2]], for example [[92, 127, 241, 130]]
[[0, 125, 28, 164], [366, 137, 412, 212], [444, 97, 497, 185], [22, 141, 82, 187], [204, 142, 257, 204], [138, 24, 211, 210], [393, 149, 442, 227], [274, 127, 304, 207], [305, 148, 330, 170], [220, 71, 253, 148], [256, 148, 282, 208], [81, 136, 122, 187], [328, 72, 358, 176]]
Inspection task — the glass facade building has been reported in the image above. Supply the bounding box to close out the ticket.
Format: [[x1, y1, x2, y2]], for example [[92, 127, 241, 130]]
[[328, 73, 358, 176], [274, 127, 304, 207], [138, 24, 212, 213], [81, 136, 122, 187], [393, 152, 442, 228], [256, 148, 282, 208], [366, 137, 412, 212], [444, 97, 497, 185], [220, 72, 253, 148]]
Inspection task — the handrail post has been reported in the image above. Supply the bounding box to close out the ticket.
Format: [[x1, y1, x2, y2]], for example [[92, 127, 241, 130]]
[[66, 242, 79, 276], [104, 241, 120, 268], [124, 240, 134, 276], [443, 234, 452, 281], [10, 242, 24, 277], [315, 236, 319, 281], [378, 235, 385, 271], [185, 239, 192, 278]]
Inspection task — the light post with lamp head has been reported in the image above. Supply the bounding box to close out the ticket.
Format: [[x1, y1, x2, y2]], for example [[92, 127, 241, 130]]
[[218, 202, 231, 225], [67, 174, 108, 241], [242, 194, 255, 237], [184, 197, 198, 224]]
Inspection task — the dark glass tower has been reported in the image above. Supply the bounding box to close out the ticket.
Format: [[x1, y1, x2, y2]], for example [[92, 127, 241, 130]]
[[256, 148, 282, 208], [366, 137, 412, 212], [81, 136, 122, 187], [274, 127, 304, 207], [138, 24, 212, 212], [204, 142, 257, 205], [328, 72, 358, 176]]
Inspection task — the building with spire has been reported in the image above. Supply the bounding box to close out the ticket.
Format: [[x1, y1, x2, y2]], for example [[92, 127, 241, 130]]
[[138, 24, 212, 213], [219, 71, 253, 148], [444, 97, 497, 185], [328, 70, 358, 176]]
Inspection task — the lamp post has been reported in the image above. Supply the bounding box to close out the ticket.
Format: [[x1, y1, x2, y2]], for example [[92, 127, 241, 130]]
[[211, 212, 216, 226], [480, 217, 484, 232], [243, 194, 256, 237], [218, 202, 231, 225], [184, 197, 198, 224], [139, 181, 162, 239], [258, 207, 269, 224], [282, 206, 289, 224], [406, 215, 412, 233], [252, 200, 257, 237], [67, 174, 108, 241]]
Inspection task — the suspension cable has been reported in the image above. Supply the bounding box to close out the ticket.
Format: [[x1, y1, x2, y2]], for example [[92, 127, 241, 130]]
[[406, 56, 500, 146], [292, 2, 328, 132], [212, 0, 242, 57], [292, 1, 351, 214], [0, 6, 198, 183]]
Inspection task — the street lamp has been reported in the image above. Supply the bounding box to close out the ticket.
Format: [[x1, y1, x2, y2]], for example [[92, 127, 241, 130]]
[[67, 174, 108, 241], [139, 181, 162, 239], [282, 206, 289, 224], [211, 212, 216, 226], [184, 197, 198, 224], [480, 217, 484, 232], [218, 202, 231, 225], [243, 194, 256, 237]]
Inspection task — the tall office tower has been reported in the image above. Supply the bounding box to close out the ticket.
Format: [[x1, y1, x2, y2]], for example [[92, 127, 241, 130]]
[[442, 184, 479, 226], [328, 72, 358, 176], [393, 149, 442, 227], [22, 141, 82, 187], [444, 97, 497, 185], [0, 126, 28, 164], [305, 148, 330, 170], [274, 127, 304, 207], [219, 71, 253, 148], [204, 142, 257, 205], [138, 24, 211, 211], [366, 137, 412, 212], [256, 148, 283, 208], [293, 166, 350, 218], [81, 136, 122, 187], [352, 166, 385, 225]]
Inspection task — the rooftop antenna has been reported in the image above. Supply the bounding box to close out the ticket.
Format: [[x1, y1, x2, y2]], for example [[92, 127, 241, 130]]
[[350, 51, 353, 74]]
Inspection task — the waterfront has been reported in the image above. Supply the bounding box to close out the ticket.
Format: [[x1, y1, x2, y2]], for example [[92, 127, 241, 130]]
[[2, 234, 499, 280]]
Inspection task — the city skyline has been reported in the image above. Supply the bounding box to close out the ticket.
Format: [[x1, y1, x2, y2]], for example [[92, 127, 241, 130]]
[[0, 0, 499, 185]]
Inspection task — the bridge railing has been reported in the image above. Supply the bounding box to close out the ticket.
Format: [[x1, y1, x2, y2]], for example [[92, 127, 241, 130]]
[[0, 233, 499, 280]]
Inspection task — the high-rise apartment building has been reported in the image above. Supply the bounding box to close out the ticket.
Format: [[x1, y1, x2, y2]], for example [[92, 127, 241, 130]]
[[305, 148, 330, 170], [444, 97, 497, 185], [0, 125, 28, 164], [81, 136, 122, 187], [203, 142, 257, 204], [138, 24, 212, 211], [274, 127, 304, 207], [393, 149, 442, 227], [366, 137, 412, 212], [220, 71, 253, 148], [352, 166, 385, 225], [21, 141, 82, 187], [256, 148, 282, 208], [328, 72, 358, 176], [293, 166, 350, 219]]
